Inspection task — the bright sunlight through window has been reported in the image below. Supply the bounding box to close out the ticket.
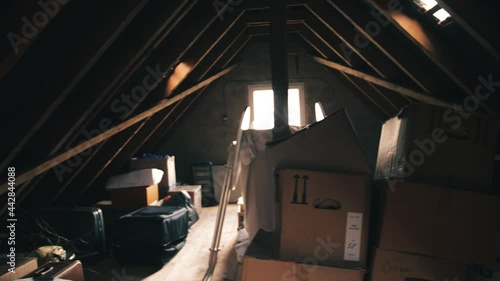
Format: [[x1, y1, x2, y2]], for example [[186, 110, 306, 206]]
[[315, 102, 325, 122], [433, 8, 451, 22], [249, 84, 305, 130], [413, 0, 437, 11]]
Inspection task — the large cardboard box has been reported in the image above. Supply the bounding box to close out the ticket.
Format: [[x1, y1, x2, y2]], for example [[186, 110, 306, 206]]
[[130, 156, 176, 191], [369, 248, 467, 281], [111, 184, 159, 209], [275, 169, 371, 269], [374, 180, 500, 264], [242, 230, 365, 281], [243, 109, 374, 241], [374, 103, 497, 191]]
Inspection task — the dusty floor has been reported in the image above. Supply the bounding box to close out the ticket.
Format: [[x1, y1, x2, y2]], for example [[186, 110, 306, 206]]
[[83, 204, 241, 281]]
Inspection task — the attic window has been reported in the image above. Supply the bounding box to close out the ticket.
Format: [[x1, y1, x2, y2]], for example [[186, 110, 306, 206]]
[[314, 102, 325, 122], [248, 84, 305, 130], [413, 0, 452, 25], [432, 8, 451, 23], [413, 0, 437, 12]]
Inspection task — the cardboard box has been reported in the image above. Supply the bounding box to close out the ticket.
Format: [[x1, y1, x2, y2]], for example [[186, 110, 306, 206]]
[[130, 156, 176, 191], [374, 180, 500, 264], [369, 248, 467, 281], [374, 103, 497, 191], [0, 257, 37, 281], [167, 185, 202, 214], [111, 184, 159, 209], [242, 230, 365, 281], [242, 109, 374, 242], [275, 169, 371, 269]]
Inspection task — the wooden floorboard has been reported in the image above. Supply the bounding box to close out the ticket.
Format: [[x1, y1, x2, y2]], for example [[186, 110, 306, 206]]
[[84, 204, 241, 281]]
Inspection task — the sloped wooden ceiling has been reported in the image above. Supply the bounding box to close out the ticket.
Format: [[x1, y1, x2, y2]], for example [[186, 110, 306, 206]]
[[0, 0, 499, 215]]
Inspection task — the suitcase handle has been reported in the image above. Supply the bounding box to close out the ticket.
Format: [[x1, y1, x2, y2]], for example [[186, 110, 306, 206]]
[[33, 265, 55, 276]]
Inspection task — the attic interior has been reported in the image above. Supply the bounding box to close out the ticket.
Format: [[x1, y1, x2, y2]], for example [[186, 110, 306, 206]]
[[1, 0, 500, 280]]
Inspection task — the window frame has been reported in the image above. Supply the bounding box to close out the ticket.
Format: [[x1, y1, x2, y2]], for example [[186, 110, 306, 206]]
[[247, 83, 306, 130]]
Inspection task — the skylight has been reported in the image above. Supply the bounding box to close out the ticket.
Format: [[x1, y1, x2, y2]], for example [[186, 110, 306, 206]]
[[413, 0, 437, 12], [432, 8, 451, 22]]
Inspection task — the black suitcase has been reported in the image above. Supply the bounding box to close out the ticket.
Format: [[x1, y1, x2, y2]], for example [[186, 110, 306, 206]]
[[22, 260, 84, 281], [38, 207, 106, 257], [162, 192, 199, 226], [115, 206, 189, 265], [117, 206, 189, 247]]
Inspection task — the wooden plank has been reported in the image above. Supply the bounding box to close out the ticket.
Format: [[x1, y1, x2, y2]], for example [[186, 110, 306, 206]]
[[77, 33, 252, 203], [0, 66, 236, 195], [0, 0, 150, 173], [270, 0, 291, 139], [326, 0, 444, 95], [52, 8, 246, 203], [365, 0, 497, 116], [9, 0, 194, 208], [312, 56, 461, 110], [301, 18, 410, 110], [33, 1, 244, 205], [293, 33, 389, 118], [305, 3, 405, 81], [436, 0, 500, 62], [34, 0, 194, 159]]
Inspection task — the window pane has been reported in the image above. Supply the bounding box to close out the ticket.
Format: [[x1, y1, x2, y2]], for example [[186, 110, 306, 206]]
[[288, 89, 301, 126], [413, 0, 437, 11], [433, 8, 451, 22], [315, 102, 325, 122], [253, 90, 274, 130]]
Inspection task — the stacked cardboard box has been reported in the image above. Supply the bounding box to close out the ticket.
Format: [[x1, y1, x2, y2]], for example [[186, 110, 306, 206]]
[[130, 156, 177, 197], [372, 103, 500, 281], [242, 169, 372, 281]]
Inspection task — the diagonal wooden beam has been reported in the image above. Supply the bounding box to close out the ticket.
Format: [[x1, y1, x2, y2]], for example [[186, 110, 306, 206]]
[[305, 3, 405, 82], [312, 56, 462, 110], [296, 31, 395, 117], [10, 0, 195, 209], [36, 0, 194, 160], [0, 0, 151, 173], [301, 18, 410, 111], [0, 66, 236, 195], [364, 0, 498, 116], [49, 5, 247, 203], [76, 33, 254, 204], [325, 0, 446, 96], [23, 1, 243, 206]]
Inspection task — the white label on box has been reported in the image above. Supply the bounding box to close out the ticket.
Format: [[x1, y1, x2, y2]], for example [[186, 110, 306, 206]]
[[344, 212, 363, 261]]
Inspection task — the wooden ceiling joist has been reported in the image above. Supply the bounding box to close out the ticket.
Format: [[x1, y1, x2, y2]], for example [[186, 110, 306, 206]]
[[53, 10, 251, 204], [9, 0, 194, 208], [326, 0, 446, 96], [0, 66, 236, 196], [0, 0, 150, 173], [312, 56, 461, 111], [366, 0, 499, 116]]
